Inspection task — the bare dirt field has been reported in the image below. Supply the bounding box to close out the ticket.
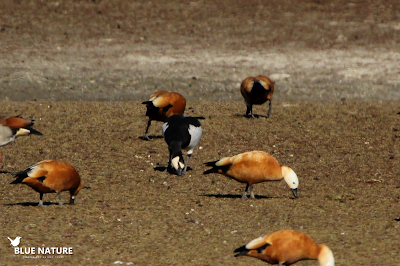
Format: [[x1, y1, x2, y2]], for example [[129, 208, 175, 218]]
[[1, 100, 400, 266], [0, 0, 400, 265]]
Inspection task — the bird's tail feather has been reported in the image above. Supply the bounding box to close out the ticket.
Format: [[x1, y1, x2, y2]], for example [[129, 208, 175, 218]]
[[204, 161, 218, 167], [203, 161, 219, 174], [234, 245, 250, 257], [27, 127, 43, 135]]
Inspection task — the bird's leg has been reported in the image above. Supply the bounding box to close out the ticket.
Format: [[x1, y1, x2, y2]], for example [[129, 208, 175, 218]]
[[70, 195, 76, 205], [244, 99, 256, 118], [249, 185, 255, 199], [57, 192, 64, 206], [143, 119, 152, 140], [250, 107, 256, 118], [183, 154, 192, 174], [246, 105, 256, 118], [244, 100, 253, 118], [165, 151, 172, 173], [266, 99, 272, 118], [38, 193, 44, 207], [246, 105, 251, 117], [278, 263, 284, 266], [242, 184, 249, 199]]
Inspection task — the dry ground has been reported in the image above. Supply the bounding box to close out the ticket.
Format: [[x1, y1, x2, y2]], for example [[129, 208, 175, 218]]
[[0, 0, 399, 102], [0, 100, 399, 265], [0, 0, 400, 265]]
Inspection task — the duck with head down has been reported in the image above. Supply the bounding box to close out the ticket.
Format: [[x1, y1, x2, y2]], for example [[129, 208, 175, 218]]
[[234, 229, 334, 266], [142, 91, 186, 140], [240, 75, 274, 118], [1, 160, 82, 207], [203, 150, 298, 199]]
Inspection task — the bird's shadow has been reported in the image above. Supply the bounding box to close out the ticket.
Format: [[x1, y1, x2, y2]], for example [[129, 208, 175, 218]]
[[233, 114, 269, 119], [200, 193, 272, 199], [4, 201, 62, 207], [154, 166, 193, 175], [138, 135, 164, 140]]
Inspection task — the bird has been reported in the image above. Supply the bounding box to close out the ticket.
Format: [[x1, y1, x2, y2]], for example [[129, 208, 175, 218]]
[[162, 115, 202, 176], [1, 160, 82, 207], [7, 236, 22, 247], [234, 229, 335, 266], [203, 150, 298, 199], [240, 75, 274, 118], [0, 115, 43, 146], [142, 90, 186, 140]]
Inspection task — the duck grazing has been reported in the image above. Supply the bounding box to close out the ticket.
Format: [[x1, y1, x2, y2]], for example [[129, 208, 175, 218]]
[[240, 75, 274, 118], [142, 91, 186, 140], [234, 229, 335, 266], [1, 160, 82, 206], [162, 115, 202, 176], [0, 115, 43, 146], [203, 150, 298, 198]]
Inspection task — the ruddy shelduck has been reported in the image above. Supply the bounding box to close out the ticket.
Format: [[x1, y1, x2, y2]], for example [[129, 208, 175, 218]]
[[142, 90, 186, 140], [240, 75, 274, 118], [234, 229, 335, 266], [0, 115, 43, 146], [162, 115, 202, 176], [203, 150, 298, 198], [1, 160, 82, 206]]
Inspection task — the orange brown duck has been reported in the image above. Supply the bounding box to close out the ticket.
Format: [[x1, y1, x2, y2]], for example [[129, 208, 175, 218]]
[[240, 75, 274, 118], [0, 115, 43, 146], [204, 150, 298, 199], [142, 91, 186, 140], [234, 229, 335, 266], [1, 160, 82, 207]]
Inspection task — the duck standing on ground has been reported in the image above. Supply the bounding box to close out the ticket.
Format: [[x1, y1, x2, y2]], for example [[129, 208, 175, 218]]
[[1, 160, 82, 207], [142, 91, 186, 140], [240, 75, 274, 118], [203, 150, 298, 198]]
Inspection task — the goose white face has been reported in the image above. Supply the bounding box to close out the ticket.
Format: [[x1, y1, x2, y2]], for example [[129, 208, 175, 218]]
[[171, 156, 184, 172]]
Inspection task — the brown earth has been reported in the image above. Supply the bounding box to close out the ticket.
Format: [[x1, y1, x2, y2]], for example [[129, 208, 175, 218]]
[[0, 0, 400, 266], [0, 100, 400, 266], [0, 0, 399, 102]]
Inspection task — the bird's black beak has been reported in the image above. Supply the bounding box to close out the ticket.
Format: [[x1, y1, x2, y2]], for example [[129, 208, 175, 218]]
[[176, 166, 183, 176], [292, 188, 298, 198]]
